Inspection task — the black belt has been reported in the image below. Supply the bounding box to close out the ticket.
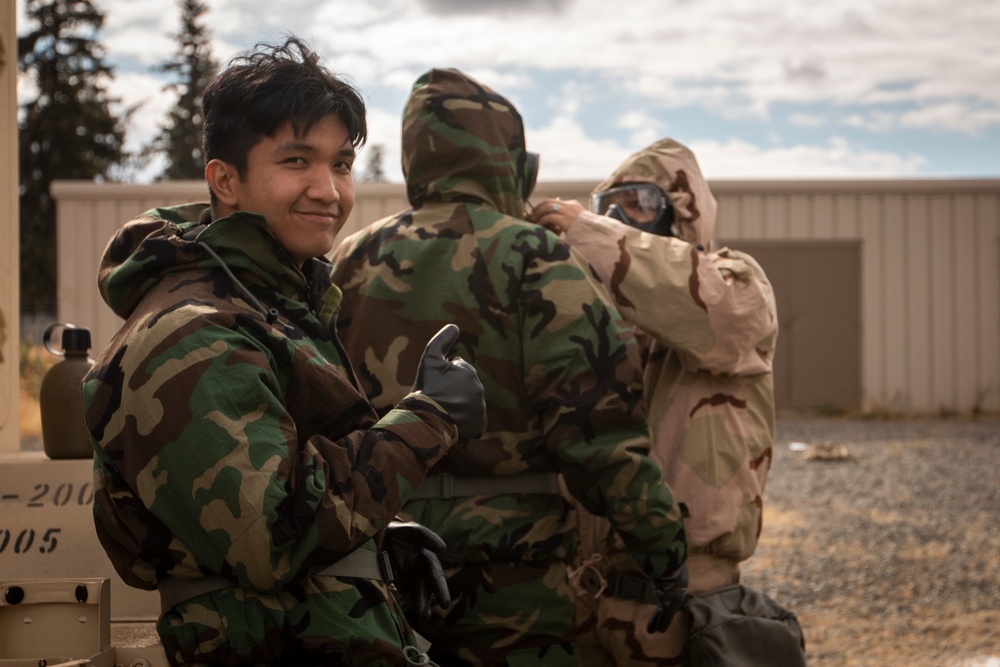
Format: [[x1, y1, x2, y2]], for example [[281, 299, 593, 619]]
[[604, 570, 660, 605], [410, 472, 562, 500]]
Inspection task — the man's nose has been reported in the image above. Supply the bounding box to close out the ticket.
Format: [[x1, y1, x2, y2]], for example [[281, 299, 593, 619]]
[[307, 168, 341, 202]]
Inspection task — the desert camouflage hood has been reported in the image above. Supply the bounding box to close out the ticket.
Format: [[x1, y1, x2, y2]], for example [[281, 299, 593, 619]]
[[401, 68, 533, 218], [593, 138, 717, 250], [97, 204, 328, 321]]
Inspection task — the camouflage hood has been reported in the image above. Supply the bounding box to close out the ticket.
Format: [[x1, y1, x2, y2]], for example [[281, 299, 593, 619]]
[[593, 138, 717, 251], [98, 204, 321, 321], [401, 68, 534, 218]]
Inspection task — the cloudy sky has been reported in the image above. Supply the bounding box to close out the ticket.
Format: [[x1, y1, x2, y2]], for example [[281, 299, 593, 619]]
[[15, 0, 1000, 184]]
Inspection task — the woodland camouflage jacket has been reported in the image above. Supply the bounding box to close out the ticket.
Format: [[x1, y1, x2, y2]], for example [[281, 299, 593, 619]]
[[330, 69, 687, 579], [82, 205, 457, 665], [565, 138, 779, 585]]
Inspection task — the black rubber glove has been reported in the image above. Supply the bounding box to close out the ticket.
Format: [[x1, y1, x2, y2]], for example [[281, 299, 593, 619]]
[[383, 521, 451, 623], [411, 324, 486, 440], [647, 563, 689, 633]]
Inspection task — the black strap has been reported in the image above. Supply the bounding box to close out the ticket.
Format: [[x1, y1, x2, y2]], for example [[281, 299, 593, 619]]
[[605, 570, 659, 604]]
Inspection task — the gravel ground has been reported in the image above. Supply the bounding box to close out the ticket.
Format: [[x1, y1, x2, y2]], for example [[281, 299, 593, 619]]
[[22, 417, 1000, 664], [741, 416, 1000, 667]]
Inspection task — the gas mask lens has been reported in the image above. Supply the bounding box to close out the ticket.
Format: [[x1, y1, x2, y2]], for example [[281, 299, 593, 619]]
[[591, 183, 668, 227]]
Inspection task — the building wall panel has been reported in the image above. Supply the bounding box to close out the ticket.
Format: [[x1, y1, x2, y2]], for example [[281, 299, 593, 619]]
[[731, 193, 765, 239], [788, 195, 812, 238], [905, 195, 933, 412], [882, 195, 909, 411], [858, 194, 885, 410], [953, 195, 980, 412], [975, 196, 1000, 412], [763, 195, 788, 239], [928, 195, 957, 411], [834, 194, 861, 239], [812, 194, 836, 239]]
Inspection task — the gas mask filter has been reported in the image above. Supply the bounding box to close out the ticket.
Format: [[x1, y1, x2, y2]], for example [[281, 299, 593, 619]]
[[522, 151, 540, 201]]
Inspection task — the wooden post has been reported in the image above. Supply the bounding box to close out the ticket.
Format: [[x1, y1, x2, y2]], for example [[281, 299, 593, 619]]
[[0, 4, 20, 452]]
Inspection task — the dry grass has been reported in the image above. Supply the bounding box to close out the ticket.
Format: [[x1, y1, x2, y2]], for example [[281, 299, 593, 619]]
[[750, 504, 1000, 666]]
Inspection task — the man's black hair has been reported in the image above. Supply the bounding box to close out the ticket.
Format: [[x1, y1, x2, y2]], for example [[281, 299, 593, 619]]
[[202, 36, 367, 182]]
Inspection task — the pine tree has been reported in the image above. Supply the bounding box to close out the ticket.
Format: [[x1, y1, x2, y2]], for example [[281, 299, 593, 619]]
[[361, 144, 387, 183], [18, 0, 129, 315], [147, 0, 217, 180]]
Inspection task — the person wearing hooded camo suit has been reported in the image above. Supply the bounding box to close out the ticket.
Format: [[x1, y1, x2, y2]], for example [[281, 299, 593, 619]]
[[329, 69, 689, 667], [527, 138, 779, 665], [81, 38, 487, 667]]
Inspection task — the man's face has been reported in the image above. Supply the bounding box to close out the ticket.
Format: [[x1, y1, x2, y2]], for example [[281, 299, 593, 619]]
[[617, 190, 656, 223], [232, 115, 356, 267]]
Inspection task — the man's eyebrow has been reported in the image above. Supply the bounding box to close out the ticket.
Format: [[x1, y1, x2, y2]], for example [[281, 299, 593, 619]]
[[275, 141, 356, 159], [275, 140, 317, 154]]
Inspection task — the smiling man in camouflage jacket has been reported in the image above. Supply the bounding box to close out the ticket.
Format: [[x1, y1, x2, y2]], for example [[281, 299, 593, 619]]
[[81, 39, 485, 667], [330, 68, 688, 667]]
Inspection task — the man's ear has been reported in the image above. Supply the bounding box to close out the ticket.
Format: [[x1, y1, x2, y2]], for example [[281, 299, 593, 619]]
[[205, 159, 240, 209]]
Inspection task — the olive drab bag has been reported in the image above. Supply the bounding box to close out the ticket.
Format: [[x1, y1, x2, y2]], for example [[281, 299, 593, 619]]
[[682, 584, 807, 666]]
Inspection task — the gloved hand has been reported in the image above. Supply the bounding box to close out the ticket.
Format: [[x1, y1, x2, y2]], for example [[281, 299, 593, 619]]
[[383, 521, 451, 623], [647, 563, 689, 633], [412, 324, 486, 440]]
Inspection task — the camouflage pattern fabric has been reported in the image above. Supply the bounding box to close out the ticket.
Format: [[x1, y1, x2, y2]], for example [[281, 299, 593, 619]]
[[330, 69, 687, 666], [559, 138, 778, 665], [83, 204, 460, 666]]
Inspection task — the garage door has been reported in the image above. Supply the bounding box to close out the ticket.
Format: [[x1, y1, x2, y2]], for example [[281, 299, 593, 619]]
[[719, 241, 861, 412]]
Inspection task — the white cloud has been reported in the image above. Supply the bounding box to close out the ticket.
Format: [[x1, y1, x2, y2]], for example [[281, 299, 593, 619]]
[[900, 103, 1000, 134], [841, 111, 898, 133], [689, 137, 928, 179], [106, 71, 174, 152], [614, 111, 665, 150], [617, 111, 661, 132], [99, 5, 174, 70], [787, 112, 826, 128], [527, 116, 636, 182]]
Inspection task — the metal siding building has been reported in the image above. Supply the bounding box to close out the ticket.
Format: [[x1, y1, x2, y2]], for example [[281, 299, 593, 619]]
[[50, 179, 1000, 416]]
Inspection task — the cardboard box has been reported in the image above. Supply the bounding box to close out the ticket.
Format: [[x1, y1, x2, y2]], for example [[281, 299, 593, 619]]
[[0, 577, 112, 666]]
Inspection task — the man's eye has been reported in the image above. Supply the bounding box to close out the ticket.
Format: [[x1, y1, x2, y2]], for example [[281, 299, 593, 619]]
[[284, 156, 307, 165]]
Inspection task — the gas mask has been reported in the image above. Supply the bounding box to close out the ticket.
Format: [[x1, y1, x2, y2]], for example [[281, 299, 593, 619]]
[[521, 151, 540, 202], [591, 182, 675, 237]]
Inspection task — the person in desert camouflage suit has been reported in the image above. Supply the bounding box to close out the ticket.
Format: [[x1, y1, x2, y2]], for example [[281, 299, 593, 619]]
[[329, 68, 688, 667], [81, 38, 486, 667], [527, 138, 779, 666]]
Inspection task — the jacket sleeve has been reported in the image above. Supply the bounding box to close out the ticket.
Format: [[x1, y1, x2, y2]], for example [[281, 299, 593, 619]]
[[87, 317, 455, 594], [519, 232, 687, 578], [564, 211, 778, 376]]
